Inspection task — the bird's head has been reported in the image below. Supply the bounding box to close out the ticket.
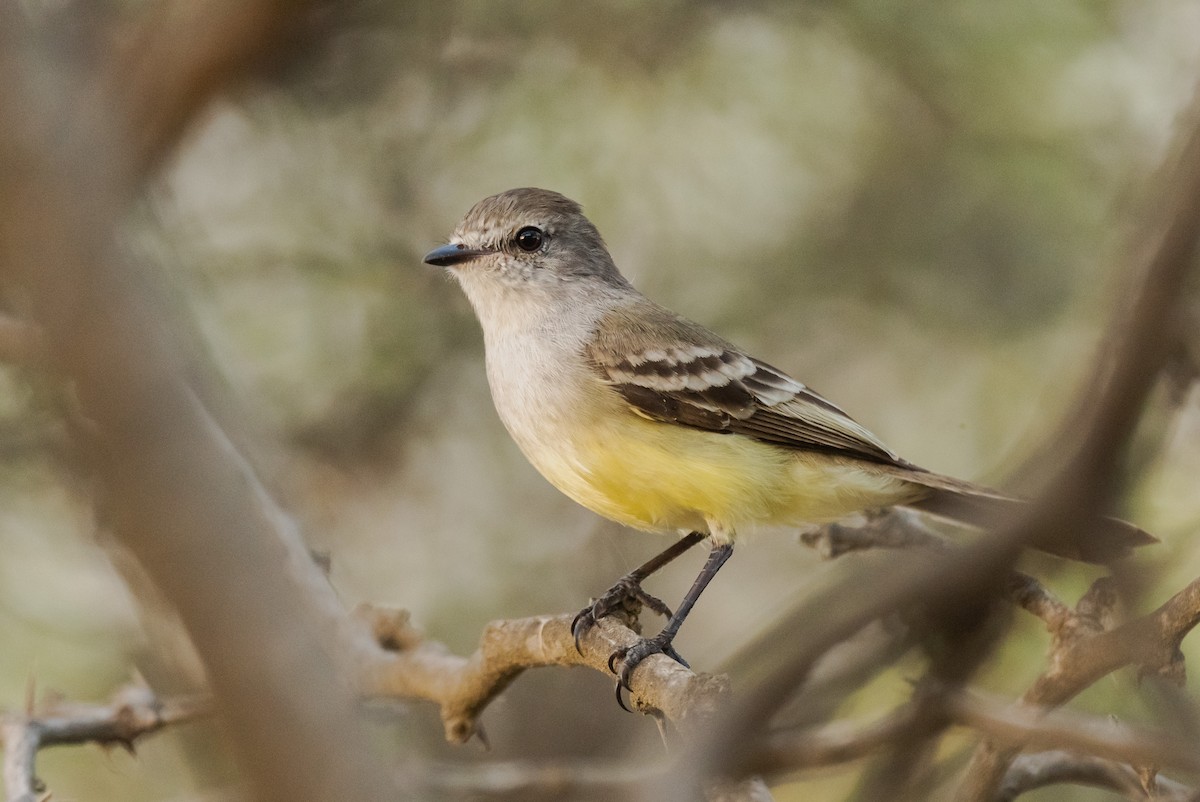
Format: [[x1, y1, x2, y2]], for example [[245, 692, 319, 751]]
[[424, 188, 629, 298]]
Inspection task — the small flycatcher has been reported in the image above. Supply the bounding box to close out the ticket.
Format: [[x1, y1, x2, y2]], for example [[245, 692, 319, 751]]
[[424, 188, 1152, 694]]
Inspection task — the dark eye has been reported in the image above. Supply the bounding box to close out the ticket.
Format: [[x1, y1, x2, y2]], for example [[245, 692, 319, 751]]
[[514, 226, 544, 252]]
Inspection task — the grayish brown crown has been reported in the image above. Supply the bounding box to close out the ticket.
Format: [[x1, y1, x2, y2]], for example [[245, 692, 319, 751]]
[[456, 187, 584, 236]]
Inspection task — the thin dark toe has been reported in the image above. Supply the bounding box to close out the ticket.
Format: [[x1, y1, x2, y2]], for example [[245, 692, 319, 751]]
[[630, 587, 673, 619]]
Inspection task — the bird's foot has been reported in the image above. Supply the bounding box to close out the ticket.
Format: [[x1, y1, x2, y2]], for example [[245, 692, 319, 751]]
[[607, 632, 690, 712], [571, 575, 673, 654]]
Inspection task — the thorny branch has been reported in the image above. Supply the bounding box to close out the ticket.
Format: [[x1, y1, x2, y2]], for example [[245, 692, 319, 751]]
[[1, 686, 207, 802]]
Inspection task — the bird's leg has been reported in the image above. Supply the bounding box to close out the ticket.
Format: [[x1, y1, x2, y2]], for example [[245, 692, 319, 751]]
[[609, 542, 734, 706], [571, 531, 706, 653]]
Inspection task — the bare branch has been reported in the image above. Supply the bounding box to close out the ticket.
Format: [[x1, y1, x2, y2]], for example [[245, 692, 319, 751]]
[[999, 752, 1194, 802], [1040, 572, 1200, 701], [946, 689, 1200, 774], [99, 1, 318, 193], [354, 606, 773, 802], [942, 79, 1200, 801], [797, 509, 950, 557], [957, 571, 1200, 800], [355, 605, 730, 744], [742, 681, 1200, 798], [801, 509, 1074, 631], [2, 686, 208, 802]]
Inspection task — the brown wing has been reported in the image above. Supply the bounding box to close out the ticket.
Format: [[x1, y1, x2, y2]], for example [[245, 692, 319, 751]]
[[585, 302, 908, 467]]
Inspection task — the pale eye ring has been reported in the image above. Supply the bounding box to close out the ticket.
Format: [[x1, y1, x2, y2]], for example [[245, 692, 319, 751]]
[[515, 226, 544, 252]]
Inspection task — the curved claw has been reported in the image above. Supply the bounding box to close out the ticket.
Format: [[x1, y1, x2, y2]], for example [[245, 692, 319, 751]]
[[570, 609, 594, 655], [633, 588, 673, 619], [614, 681, 632, 713], [607, 648, 626, 675]]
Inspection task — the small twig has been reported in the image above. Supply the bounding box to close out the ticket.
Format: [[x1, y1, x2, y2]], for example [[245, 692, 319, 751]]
[[798, 508, 950, 558], [801, 510, 1075, 633], [1004, 572, 1072, 631], [946, 688, 1200, 775], [1, 686, 208, 802], [745, 682, 1200, 787], [999, 751, 1194, 802]]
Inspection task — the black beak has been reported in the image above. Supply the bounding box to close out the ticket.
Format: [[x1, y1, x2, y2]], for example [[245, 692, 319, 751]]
[[423, 243, 491, 267]]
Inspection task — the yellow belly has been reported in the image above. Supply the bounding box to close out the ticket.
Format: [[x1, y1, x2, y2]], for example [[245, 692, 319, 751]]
[[529, 410, 918, 540]]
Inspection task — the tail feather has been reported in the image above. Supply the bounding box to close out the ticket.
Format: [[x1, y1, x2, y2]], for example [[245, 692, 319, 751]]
[[892, 469, 1157, 564]]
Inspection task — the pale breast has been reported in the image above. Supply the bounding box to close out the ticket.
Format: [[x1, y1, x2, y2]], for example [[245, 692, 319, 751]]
[[481, 309, 619, 486]]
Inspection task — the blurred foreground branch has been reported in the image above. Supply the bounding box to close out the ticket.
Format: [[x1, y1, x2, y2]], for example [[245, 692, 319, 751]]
[[0, 3, 394, 801]]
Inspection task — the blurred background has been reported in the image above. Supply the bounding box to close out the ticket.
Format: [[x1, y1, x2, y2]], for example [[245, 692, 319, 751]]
[[3, 1, 1200, 799]]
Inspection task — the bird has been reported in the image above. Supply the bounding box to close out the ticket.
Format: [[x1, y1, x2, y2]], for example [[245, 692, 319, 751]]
[[423, 187, 1154, 700]]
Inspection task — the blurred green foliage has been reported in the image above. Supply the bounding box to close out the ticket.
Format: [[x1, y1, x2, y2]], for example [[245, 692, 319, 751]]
[[3, 1, 1200, 799]]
